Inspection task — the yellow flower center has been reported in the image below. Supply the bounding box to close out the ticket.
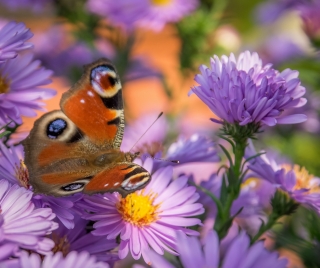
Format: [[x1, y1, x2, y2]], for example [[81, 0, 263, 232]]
[[0, 74, 10, 94], [282, 164, 320, 193], [51, 233, 70, 257], [117, 190, 159, 227], [15, 160, 30, 189], [241, 177, 260, 190], [151, 0, 171, 6]]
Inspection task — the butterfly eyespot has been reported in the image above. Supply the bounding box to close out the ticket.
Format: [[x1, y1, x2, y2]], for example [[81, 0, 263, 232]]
[[90, 65, 121, 98], [61, 183, 85, 192], [47, 119, 67, 139], [91, 65, 115, 80]]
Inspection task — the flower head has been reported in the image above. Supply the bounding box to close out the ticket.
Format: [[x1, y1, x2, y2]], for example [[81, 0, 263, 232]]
[[121, 112, 168, 154], [146, 230, 287, 268], [164, 134, 220, 164], [198, 174, 271, 219], [0, 179, 57, 254], [254, 0, 298, 24], [1, 250, 110, 268], [190, 51, 307, 128], [246, 142, 320, 215], [0, 53, 55, 125], [0, 21, 33, 63], [0, 0, 51, 12], [87, 0, 198, 32], [80, 158, 204, 264], [137, 0, 199, 31], [0, 243, 18, 261], [298, 0, 320, 42], [50, 216, 118, 262]]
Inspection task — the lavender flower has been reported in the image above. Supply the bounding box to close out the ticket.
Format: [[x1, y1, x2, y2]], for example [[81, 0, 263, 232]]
[[298, 0, 320, 42], [164, 134, 220, 164], [0, 21, 33, 63], [198, 174, 271, 219], [254, 0, 304, 24], [0, 142, 78, 229], [145, 230, 287, 268], [87, 0, 198, 32], [0, 243, 18, 261], [190, 51, 307, 127], [0, 0, 51, 12], [260, 35, 304, 65], [120, 112, 168, 153], [0, 53, 55, 125], [246, 142, 320, 215], [1, 250, 110, 268], [121, 113, 219, 171], [87, 0, 148, 31], [0, 179, 57, 254], [137, 0, 199, 31], [50, 216, 118, 262], [79, 158, 204, 264]]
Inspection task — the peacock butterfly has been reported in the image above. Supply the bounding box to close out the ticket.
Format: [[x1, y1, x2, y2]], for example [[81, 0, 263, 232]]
[[22, 59, 151, 197]]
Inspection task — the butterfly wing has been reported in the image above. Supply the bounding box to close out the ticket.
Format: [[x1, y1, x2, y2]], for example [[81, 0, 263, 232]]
[[60, 58, 124, 148], [83, 162, 151, 196], [23, 59, 151, 196]]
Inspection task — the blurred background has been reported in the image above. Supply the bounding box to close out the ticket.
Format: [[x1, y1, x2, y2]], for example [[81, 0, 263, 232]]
[[1, 0, 319, 176], [1, 0, 320, 175], [1, 0, 320, 267]]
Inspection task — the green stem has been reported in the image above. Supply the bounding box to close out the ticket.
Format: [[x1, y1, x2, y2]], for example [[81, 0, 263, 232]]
[[251, 212, 280, 244], [214, 137, 247, 240]]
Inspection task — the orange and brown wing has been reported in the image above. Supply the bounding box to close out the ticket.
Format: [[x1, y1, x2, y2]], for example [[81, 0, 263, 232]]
[[83, 163, 151, 196], [60, 59, 124, 148]]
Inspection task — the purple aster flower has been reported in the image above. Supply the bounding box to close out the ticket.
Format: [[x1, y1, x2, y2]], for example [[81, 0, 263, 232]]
[[87, 0, 148, 31], [298, 0, 320, 42], [144, 230, 287, 268], [246, 141, 320, 215], [0, 53, 55, 125], [0, 179, 58, 254], [0, 142, 79, 229], [79, 158, 204, 264], [190, 51, 307, 127], [0, 243, 18, 261], [87, 0, 198, 32], [1, 250, 110, 268], [49, 216, 118, 263], [164, 134, 220, 164], [120, 112, 168, 154], [120, 114, 219, 170], [196, 173, 273, 235], [254, 0, 300, 24], [0, 21, 33, 63], [151, 134, 220, 172], [124, 57, 163, 82], [137, 0, 199, 31], [259, 35, 304, 66], [0, 0, 51, 12]]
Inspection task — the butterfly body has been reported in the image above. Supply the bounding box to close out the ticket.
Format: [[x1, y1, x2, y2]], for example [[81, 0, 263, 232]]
[[22, 59, 151, 197]]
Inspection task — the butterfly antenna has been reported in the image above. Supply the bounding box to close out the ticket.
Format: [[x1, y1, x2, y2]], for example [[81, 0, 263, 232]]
[[145, 155, 180, 164], [129, 112, 163, 152]]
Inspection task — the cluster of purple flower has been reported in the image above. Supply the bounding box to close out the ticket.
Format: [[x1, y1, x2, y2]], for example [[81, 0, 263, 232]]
[[0, 13, 317, 268], [0, 21, 55, 126], [87, 0, 198, 32]]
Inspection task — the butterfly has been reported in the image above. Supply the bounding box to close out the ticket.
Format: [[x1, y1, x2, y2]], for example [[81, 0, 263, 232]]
[[22, 59, 151, 197]]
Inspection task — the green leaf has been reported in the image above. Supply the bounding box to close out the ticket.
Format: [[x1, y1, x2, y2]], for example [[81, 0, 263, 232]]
[[218, 144, 233, 167]]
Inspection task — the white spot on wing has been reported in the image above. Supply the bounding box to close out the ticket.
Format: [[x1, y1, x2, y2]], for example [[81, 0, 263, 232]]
[[80, 99, 85, 103], [114, 182, 120, 186], [87, 91, 94, 97], [104, 183, 109, 187]]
